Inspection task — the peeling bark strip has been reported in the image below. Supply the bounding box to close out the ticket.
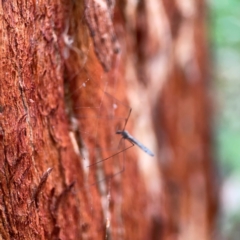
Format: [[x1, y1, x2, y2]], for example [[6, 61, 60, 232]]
[[84, 0, 120, 71], [32, 168, 53, 208]]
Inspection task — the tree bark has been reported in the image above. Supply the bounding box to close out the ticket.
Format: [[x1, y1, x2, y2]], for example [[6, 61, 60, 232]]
[[0, 0, 217, 239]]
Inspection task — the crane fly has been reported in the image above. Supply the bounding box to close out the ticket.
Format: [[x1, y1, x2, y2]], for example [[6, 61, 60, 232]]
[[116, 130, 154, 157], [69, 71, 154, 186], [115, 108, 154, 157]]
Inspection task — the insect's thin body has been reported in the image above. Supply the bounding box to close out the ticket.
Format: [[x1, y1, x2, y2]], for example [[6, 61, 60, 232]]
[[116, 130, 154, 157]]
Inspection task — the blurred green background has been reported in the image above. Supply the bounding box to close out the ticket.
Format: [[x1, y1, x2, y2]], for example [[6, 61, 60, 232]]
[[210, 0, 240, 239]]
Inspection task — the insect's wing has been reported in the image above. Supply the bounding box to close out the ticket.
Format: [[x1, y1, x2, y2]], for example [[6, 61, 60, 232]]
[[129, 137, 154, 157]]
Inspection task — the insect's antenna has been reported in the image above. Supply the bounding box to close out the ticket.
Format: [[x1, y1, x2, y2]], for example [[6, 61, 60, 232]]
[[122, 108, 132, 131]]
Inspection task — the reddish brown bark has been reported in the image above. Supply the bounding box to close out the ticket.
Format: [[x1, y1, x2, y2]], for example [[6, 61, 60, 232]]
[[0, 0, 217, 239], [0, 1, 82, 239]]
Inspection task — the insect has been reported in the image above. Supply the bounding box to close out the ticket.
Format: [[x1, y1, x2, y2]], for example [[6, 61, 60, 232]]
[[85, 105, 154, 186], [116, 130, 154, 157], [66, 62, 154, 186], [115, 108, 154, 157]]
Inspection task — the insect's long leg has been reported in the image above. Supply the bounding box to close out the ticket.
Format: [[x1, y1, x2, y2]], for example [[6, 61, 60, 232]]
[[87, 139, 135, 187], [122, 108, 132, 131], [87, 138, 134, 167], [64, 14, 91, 90], [66, 67, 98, 104], [103, 91, 132, 133]]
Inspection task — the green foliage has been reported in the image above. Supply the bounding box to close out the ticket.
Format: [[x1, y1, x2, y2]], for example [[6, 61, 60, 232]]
[[210, 0, 240, 175], [210, 0, 240, 239]]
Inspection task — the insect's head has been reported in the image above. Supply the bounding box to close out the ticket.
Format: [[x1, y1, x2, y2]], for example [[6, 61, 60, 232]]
[[115, 122, 123, 134], [116, 130, 122, 135]]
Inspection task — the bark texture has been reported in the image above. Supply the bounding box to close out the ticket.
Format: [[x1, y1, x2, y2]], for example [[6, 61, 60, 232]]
[[0, 0, 217, 240]]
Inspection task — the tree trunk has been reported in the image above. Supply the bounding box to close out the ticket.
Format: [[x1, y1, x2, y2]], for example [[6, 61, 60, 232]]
[[0, 0, 217, 239]]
